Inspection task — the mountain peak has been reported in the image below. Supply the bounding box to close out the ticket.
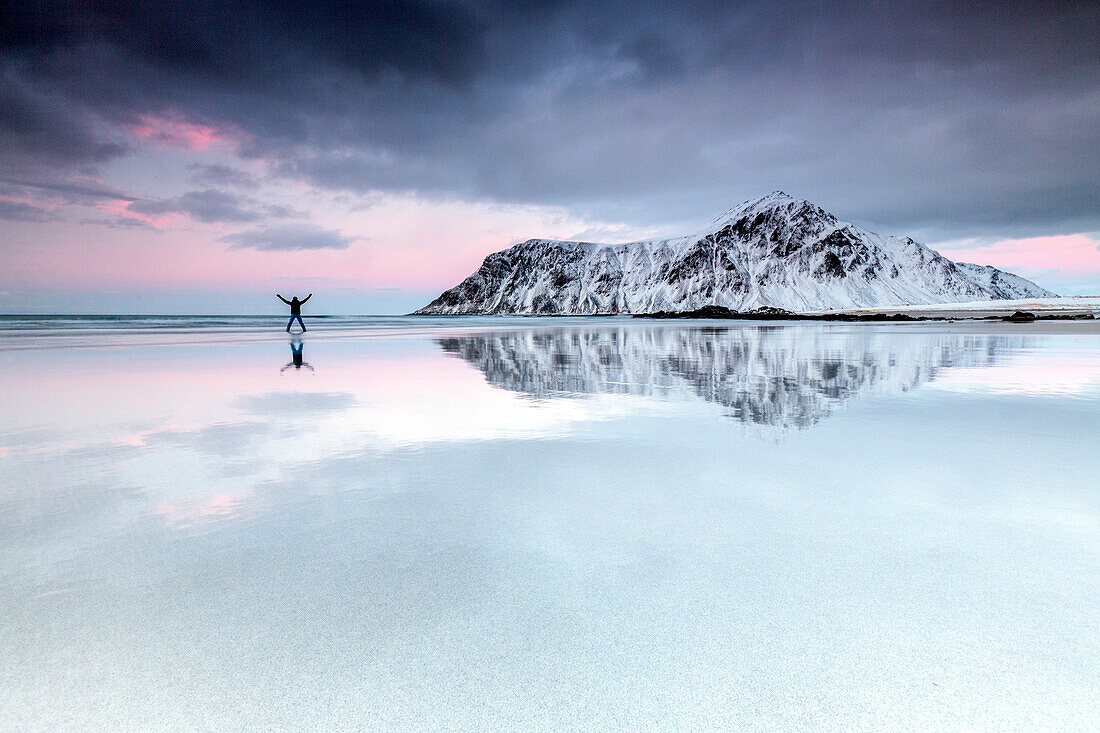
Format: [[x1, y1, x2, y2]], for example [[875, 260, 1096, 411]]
[[700, 191, 836, 236], [762, 189, 796, 201]]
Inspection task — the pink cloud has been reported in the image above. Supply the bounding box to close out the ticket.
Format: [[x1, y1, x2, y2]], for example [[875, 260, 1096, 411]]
[[939, 234, 1100, 276], [116, 422, 183, 447], [95, 197, 169, 228], [157, 493, 254, 526], [128, 111, 241, 151]]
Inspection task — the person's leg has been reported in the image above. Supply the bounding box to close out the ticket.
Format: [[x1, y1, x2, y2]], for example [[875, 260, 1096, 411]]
[[296, 315, 306, 332], [286, 316, 295, 332]]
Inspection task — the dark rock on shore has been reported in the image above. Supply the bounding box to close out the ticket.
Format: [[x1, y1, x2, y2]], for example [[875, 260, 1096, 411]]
[[634, 306, 922, 322]]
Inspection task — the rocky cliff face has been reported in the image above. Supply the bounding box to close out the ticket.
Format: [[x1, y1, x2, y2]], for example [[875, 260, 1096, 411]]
[[416, 191, 1054, 314]]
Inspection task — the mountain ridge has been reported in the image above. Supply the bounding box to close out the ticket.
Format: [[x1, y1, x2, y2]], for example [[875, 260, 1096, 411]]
[[415, 192, 1055, 314]]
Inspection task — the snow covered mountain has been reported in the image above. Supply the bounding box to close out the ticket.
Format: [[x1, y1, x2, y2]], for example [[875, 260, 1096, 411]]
[[415, 191, 1054, 314]]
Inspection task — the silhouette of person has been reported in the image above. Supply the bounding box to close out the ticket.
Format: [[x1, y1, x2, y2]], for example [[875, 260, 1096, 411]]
[[277, 293, 312, 333], [281, 340, 314, 373]]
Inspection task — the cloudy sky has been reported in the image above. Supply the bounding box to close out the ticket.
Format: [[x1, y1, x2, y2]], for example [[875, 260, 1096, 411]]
[[1, 0, 1098, 313]]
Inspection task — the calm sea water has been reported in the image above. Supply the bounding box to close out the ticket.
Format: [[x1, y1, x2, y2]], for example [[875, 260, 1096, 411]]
[[1, 316, 1098, 729]]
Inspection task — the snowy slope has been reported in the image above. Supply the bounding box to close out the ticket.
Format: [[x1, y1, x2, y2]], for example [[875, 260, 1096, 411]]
[[415, 191, 1055, 314], [952, 262, 1054, 300]]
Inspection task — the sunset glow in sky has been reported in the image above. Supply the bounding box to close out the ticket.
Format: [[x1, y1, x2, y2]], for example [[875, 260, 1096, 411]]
[[2, 1, 1098, 312]]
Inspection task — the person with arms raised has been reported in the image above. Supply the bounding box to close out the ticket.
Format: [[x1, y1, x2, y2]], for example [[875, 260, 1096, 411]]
[[277, 293, 312, 333]]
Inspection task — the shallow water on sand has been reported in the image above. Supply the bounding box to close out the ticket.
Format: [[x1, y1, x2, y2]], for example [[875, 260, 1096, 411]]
[[1, 317, 1098, 729]]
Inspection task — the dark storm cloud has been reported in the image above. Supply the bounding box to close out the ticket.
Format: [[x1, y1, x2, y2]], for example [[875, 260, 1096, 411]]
[[0, 176, 136, 203], [1, 0, 1098, 239], [81, 216, 159, 231], [0, 72, 128, 170], [0, 199, 57, 222], [224, 223, 354, 251], [188, 163, 259, 188], [127, 189, 293, 224]]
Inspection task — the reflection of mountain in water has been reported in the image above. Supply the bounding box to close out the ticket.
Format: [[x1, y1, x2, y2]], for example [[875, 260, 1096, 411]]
[[440, 325, 1018, 431]]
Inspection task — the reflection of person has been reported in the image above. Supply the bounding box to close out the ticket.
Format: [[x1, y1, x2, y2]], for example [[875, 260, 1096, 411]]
[[281, 340, 313, 373], [277, 293, 312, 333]]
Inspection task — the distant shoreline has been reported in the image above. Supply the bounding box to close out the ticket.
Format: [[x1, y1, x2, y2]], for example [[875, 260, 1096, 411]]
[[633, 305, 1095, 323]]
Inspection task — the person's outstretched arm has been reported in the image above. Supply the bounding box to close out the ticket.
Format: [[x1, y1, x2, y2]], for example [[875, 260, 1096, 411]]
[[277, 294, 291, 304], [301, 293, 312, 304]]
